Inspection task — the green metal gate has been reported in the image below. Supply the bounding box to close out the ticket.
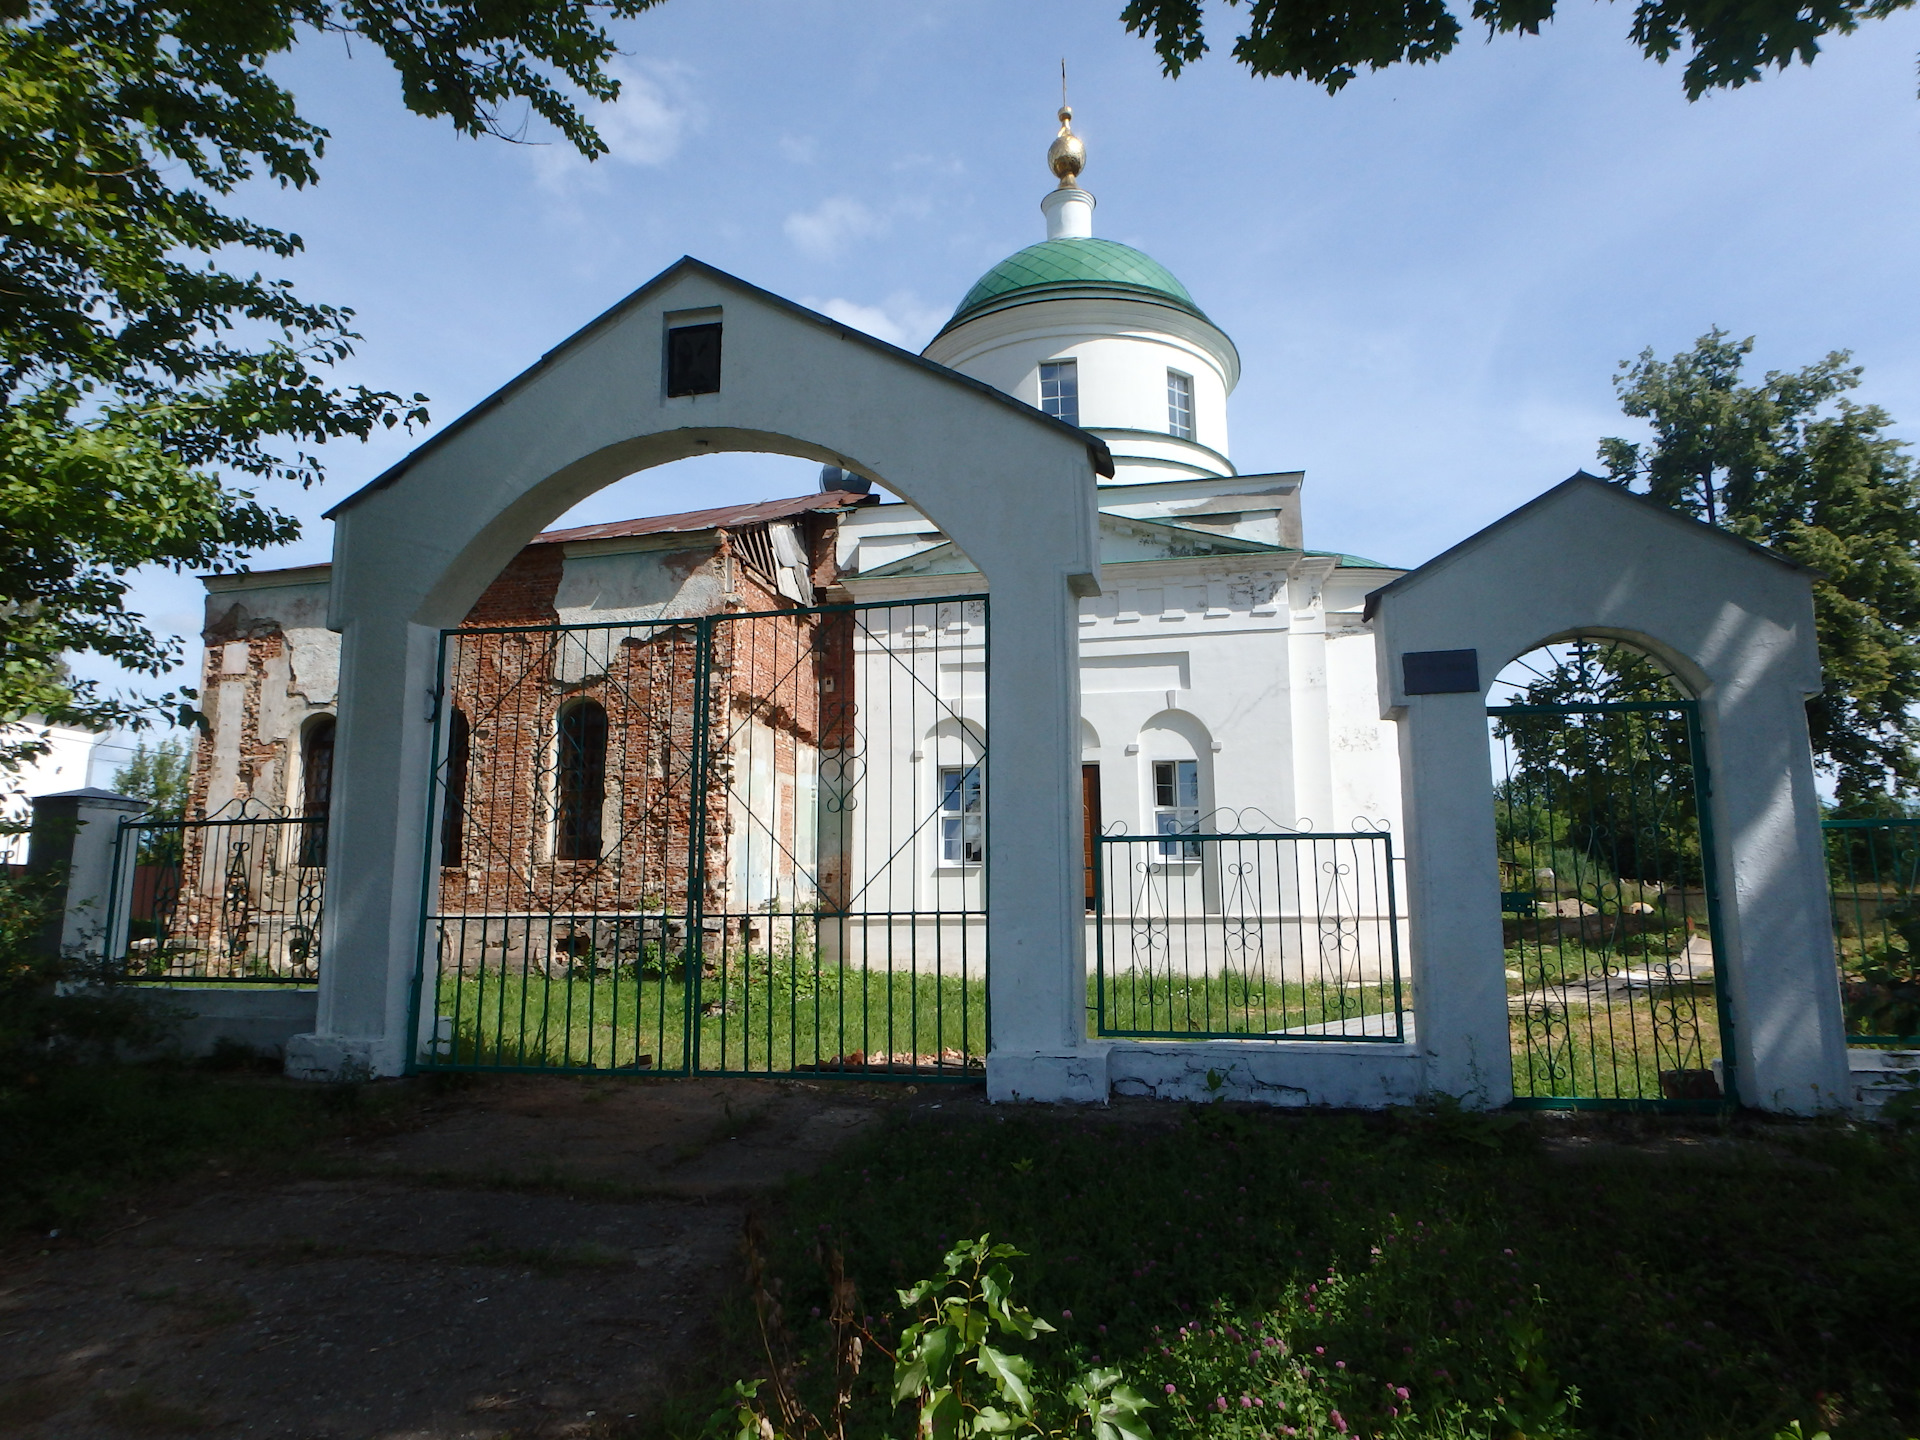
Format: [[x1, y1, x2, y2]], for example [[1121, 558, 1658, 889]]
[[411, 596, 988, 1079], [1489, 638, 1734, 1111]]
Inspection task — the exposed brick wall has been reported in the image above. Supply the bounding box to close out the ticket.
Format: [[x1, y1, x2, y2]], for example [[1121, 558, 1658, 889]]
[[183, 514, 858, 972], [463, 544, 564, 626]]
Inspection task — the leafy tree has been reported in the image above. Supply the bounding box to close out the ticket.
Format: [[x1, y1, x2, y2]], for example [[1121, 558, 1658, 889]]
[[0, 0, 662, 773], [110, 737, 190, 822], [1120, 0, 1914, 97], [1493, 640, 1704, 890], [1600, 330, 1920, 804]]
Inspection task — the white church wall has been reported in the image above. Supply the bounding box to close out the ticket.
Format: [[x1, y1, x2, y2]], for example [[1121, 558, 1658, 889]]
[[923, 298, 1236, 482], [1, 721, 107, 865]]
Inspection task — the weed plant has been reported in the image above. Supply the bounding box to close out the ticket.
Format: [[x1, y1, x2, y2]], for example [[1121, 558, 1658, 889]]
[[691, 1104, 1919, 1440]]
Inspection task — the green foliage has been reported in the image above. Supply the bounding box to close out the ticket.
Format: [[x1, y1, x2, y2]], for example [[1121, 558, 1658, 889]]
[[1492, 642, 1705, 890], [888, 1237, 1151, 1440], [0, 0, 664, 755], [1839, 899, 1920, 1038], [111, 737, 190, 821], [1118, 0, 1915, 98], [111, 736, 191, 863], [0, 867, 175, 1087], [1601, 331, 1920, 804], [734, 1107, 1920, 1440], [712, 1235, 1152, 1440]]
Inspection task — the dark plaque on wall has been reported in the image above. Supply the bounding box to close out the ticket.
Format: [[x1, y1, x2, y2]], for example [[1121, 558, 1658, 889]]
[[1402, 648, 1480, 695], [666, 322, 722, 396]]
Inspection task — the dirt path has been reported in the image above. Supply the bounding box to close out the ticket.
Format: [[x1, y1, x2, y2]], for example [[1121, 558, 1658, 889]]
[[0, 1076, 958, 1439]]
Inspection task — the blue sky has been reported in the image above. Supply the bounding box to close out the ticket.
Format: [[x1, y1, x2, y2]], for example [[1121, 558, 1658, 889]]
[[85, 0, 1920, 736]]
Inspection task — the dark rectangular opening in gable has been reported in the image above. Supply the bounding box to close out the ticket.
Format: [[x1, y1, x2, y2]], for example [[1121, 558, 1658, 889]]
[[667, 322, 722, 396]]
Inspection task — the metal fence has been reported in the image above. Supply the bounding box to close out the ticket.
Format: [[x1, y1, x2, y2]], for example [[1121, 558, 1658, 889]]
[[415, 595, 989, 1078], [107, 811, 326, 983], [1091, 821, 1405, 1041], [1824, 816, 1920, 1045], [1491, 695, 1729, 1109]]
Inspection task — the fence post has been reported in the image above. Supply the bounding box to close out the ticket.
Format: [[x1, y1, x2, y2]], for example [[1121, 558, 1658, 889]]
[[25, 788, 149, 967]]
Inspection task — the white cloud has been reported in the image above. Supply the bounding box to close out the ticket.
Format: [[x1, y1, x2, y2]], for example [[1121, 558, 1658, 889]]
[[783, 197, 886, 261], [803, 292, 949, 350], [778, 134, 817, 164], [531, 61, 700, 193]]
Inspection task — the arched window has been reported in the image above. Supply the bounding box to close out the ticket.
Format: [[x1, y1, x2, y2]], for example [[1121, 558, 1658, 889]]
[[556, 700, 607, 861], [298, 715, 335, 867], [440, 708, 470, 869]]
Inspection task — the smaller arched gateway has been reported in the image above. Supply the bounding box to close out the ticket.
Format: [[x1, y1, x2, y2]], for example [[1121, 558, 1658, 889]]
[[1367, 474, 1850, 1115]]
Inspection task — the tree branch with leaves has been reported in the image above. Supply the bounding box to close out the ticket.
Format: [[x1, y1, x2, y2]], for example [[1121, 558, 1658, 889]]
[[0, 0, 664, 770], [1600, 330, 1920, 805], [1120, 0, 1916, 97]]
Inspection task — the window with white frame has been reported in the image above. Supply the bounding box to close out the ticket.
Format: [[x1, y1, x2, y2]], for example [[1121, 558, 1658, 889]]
[[940, 764, 984, 865], [1152, 759, 1201, 858], [1166, 370, 1194, 440], [1039, 360, 1079, 427]]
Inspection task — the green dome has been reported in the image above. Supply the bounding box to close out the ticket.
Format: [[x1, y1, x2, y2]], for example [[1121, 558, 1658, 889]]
[[941, 237, 1208, 333]]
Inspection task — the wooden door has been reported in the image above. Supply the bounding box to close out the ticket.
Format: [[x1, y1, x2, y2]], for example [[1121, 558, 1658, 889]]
[[1082, 763, 1102, 911]]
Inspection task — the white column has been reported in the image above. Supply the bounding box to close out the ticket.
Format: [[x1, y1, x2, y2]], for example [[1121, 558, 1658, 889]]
[[285, 617, 440, 1080], [27, 789, 148, 967], [983, 569, 1108, 1103], [1698, 686, 1851, 1113], [1393, 693, 1513, 1108]]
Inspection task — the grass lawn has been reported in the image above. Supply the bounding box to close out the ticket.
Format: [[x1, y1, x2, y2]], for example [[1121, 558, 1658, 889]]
[[650, 1102, 1920, 1440], [437, 963, 990, 1072], [435, 967, 1407, 1071], [1097, 972, 1405, 1038]]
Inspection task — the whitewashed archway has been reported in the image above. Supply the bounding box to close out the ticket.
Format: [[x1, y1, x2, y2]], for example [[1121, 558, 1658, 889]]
[[291, 259, 1110, 1092]]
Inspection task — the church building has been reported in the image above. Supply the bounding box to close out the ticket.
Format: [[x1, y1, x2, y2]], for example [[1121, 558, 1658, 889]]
[[173, 108, 1406, 991]]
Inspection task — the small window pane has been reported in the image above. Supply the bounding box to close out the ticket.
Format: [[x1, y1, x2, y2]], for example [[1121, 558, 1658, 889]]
[[1039, 360, 1080, 428], [940, 764, 983, 865], [1152, 758, 1200, 859], [1167, 370, 1194, 441]]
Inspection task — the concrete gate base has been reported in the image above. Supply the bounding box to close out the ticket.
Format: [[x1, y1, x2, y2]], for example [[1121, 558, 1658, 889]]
[[989, 1040, 1426, 1107]]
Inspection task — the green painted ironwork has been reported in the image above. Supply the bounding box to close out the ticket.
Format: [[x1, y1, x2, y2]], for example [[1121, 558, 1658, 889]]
[[1091, 819, 1405, 1041], [1822, 816, 1920, 1046], [410, 595, 989, 1080], [103, 810, 325, 984], [1490, 638, 1734, 1111]]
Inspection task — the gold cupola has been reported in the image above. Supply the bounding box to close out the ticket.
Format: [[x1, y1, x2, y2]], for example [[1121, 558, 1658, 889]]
[[1047, 105, 1085, 189]]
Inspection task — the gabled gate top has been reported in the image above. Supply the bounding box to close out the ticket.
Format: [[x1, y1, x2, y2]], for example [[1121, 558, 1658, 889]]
[[323, 257, 1113, 632]]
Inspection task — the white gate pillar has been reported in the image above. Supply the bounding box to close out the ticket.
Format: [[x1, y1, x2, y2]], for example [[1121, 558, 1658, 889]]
[[27, 788, 147, 968], [1697, 674, 1851, 1112], [982, 570, 1106, 1103], [1390, 691, 1514, 1106], [287, 619, 439, 1080]]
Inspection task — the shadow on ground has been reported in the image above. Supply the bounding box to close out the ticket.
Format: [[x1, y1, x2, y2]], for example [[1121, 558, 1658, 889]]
[[0, 1075, 955, 1439]]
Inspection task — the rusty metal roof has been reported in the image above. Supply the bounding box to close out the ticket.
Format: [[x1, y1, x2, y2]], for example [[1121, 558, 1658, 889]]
[[530, 490, 877, 546]]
